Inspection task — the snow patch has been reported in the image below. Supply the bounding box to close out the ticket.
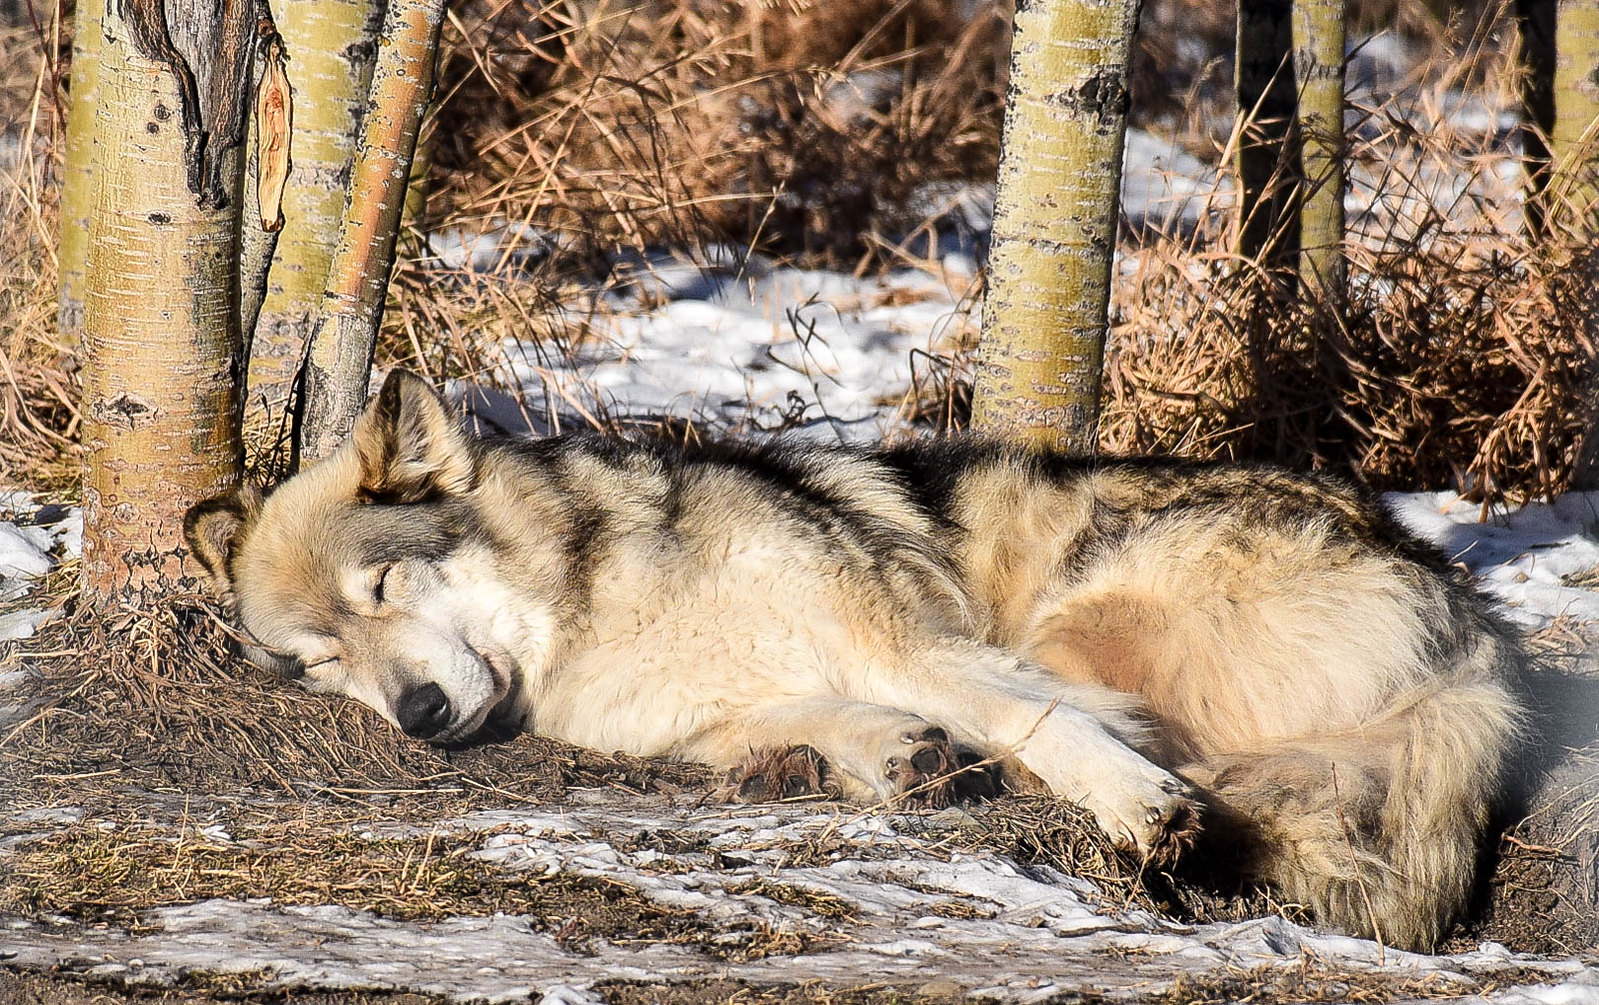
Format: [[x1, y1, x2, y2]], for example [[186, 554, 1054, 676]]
[[1385, 490, 1599, 626], [0, 494, 81, 642]]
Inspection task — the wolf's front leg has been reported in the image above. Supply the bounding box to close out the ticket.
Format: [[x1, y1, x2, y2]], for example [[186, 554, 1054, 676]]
[[859, 639, 1198, 861], [676, 696, 966, 806]]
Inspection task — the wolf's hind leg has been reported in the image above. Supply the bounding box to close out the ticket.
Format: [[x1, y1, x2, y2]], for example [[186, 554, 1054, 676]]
[[857, 639, 1199, 861], [678, 696, 962, 806]]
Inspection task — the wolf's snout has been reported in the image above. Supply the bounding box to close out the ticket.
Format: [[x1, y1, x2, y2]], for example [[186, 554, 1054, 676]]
[[397, 683, 452, 739]]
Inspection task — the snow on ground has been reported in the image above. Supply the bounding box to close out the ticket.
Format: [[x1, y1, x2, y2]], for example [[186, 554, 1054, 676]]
[[0, 492, 79, 642], [494, 255, 980, 442], [1, 247, 1597, 999], [1389, 491, 1599, 627], [0, 68, 1583, 995], [2, 794, 1598, 1003]]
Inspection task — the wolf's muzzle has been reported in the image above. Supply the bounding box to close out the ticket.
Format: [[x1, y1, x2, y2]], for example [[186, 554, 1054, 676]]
[[397, 682, 452, 739]]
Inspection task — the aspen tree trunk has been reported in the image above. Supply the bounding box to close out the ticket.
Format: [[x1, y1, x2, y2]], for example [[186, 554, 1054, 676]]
[[56, 0, 102, 340], [1549, 0, 1599, 235], [970, 0, 1143, 452], [245, 0, 386, 456], [298, 0, 446, 463], [80, 0, 254, 605], [1234, 0, 1299, 270], [1293, 0, 1346, 296]]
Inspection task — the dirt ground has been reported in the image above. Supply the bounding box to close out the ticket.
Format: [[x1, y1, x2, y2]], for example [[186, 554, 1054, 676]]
[[0, 971, 958, 1005]]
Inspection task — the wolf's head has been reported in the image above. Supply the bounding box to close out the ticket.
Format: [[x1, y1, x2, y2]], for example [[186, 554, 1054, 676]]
[[185, 370, 529, 744]]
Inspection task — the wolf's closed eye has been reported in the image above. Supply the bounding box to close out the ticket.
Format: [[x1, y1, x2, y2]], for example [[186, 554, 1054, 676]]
[[374, 564, 395, 604]]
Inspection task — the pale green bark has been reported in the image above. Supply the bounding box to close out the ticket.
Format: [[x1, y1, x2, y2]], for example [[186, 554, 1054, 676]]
[[1550, 0, 1599, 235], [246, 0, 385, 454], [56, 0, 102, 340], [1293, 0, 1346, 296], [80, 0, 248, 605], [298, 0, 447, 463], [970, 0, 1143, 452], [1234, 0, 1299, 269]]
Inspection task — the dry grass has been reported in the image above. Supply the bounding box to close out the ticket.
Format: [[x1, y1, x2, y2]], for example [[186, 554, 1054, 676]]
[[0, 821, 842, 961], [428, 0, 1008, 266], [0, 14, 78, 493], [399, 0, 1591, 501], [0, 0, 1593, 964], [0, 825, 686, 930], [1444, 617, 1599, 957], [959, 794, 1299, 926]]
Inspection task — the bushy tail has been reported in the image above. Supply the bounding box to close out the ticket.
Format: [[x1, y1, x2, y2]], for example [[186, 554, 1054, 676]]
[[1185, 652, 1525, 952]]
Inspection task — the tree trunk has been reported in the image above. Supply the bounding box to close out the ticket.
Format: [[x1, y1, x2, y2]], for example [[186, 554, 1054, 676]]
[[298, 0, 447, 464], [245, 0, 386, 463], [79, 0, 254, 605], [1549, 0, 1599, 236], [1293, 0, 1346, 297], [1516, 0, 1556, 236], [56, 0, 102, 341], [1234, 0, 1299, 271], [969, 0, 1143, 453]]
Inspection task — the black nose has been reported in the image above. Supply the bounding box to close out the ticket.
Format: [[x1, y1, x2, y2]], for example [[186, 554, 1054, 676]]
[[396, 683, 451, 739]]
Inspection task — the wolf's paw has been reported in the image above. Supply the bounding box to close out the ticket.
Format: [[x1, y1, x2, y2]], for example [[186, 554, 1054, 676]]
[[718, 745, 834, 802], [880, 726, 959, 808], [1085, 769, 1201, 865]]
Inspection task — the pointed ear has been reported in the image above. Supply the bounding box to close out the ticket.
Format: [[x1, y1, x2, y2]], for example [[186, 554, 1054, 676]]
[[184, 484, 264, 604], [352, 370, 476, 503]]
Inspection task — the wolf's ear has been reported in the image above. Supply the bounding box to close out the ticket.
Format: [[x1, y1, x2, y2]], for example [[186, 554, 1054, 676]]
[[352, 369, 476, 503], [184, 485, 264, 603]]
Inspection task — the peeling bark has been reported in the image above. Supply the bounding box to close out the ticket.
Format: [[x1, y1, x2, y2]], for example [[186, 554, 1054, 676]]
[[970, 0, 1143, 452], [114, 0, 255, 208], [240, 26, 289, 356], [298, 0, 447, 464]]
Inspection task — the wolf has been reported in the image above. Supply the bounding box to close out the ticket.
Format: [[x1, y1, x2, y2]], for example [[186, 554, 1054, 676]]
[[186, 369, 1526, 952]]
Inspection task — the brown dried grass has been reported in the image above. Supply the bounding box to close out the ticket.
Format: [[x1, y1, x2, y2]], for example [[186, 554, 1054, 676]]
[[0, 13, 78, 493], [427, 0, 1008, 267]]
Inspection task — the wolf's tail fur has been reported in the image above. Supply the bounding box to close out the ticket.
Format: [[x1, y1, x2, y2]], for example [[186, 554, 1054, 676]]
[[1183, 636, 1524, 952]]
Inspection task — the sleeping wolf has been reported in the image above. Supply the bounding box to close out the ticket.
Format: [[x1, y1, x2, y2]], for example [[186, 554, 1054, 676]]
[[186, 370, 1526, 951]]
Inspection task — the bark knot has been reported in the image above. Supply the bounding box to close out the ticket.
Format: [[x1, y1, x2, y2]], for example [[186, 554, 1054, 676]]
[[1049, 69, 1130, 129], [95, 392, 160, 430]]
